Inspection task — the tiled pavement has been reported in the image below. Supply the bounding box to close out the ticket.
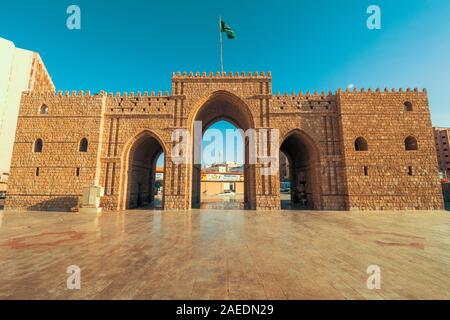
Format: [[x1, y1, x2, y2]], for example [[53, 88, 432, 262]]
[[0, 209, 449, 300]]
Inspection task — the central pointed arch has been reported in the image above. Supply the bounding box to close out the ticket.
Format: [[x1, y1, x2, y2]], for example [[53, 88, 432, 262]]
[[190, 91, 256, 209]]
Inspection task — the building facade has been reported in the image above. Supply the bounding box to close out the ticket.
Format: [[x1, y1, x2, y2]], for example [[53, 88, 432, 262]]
[[434, 127, 450, 179], [0, 37, 54, 174], [200, 171, 244, 196], [5, 72, 444, 211]]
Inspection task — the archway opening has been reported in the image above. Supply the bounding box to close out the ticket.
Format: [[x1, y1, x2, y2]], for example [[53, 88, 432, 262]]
[[279, 131, 321, 210], [199, 120, 245, 209], [125, 133, 165, 210], [191, 91, 255, 210]]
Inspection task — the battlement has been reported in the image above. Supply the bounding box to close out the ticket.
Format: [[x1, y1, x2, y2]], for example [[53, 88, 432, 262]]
[[23, 85, 427, 101], [106, 91, 171, 98], [171, 71, 272, 80], [272, 91, 337, 113], [274, 87, 427, 98], [23, 90, 100, 98], [338, 87, 426, 94], [274, 91, 335, 99], [22, 90, 173, 99]]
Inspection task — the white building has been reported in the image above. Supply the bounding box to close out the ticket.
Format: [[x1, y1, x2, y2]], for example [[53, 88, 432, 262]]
[[204, 161, 243, 173], [0, 37, 54, 173]]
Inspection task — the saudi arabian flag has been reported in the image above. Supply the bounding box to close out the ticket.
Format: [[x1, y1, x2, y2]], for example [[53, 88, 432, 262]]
[[220, 19, 236, 39]]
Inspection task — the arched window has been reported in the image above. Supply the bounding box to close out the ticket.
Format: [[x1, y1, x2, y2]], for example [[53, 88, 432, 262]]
[[354, 137, 368, 151], [34, 139, 43, 153], [79, 138, 88, 152], [405, 136, 418, 151], [40, 104, 49, 114], [403, 101, 413, 112]]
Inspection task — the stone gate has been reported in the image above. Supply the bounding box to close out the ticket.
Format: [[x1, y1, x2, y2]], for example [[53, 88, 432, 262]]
[[5, 72, 444, 211]]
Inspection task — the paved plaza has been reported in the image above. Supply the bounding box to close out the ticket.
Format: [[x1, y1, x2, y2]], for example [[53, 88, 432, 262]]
[[0, 209, 449, 300]]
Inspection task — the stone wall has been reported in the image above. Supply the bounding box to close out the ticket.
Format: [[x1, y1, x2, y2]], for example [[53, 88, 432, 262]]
[[5, 72, 444, 211], [270, 92, 346, 210], [338, 88, 443, 210], [6, 91, 104, 210]]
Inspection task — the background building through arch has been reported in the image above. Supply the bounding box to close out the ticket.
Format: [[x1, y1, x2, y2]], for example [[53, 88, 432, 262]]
[[199, 120, 245, 209]]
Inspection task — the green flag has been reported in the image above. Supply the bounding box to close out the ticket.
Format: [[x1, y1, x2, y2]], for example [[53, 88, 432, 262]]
[[220, 19, 236, 39]]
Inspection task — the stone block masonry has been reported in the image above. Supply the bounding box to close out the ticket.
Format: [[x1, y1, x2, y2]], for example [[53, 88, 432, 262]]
[[5, 72, 444, 211]]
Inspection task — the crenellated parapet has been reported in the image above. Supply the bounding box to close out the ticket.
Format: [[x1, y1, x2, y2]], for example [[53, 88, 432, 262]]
[[337, 87, 429, 114], [21, 86, 426, 97], [338, 87, 426, 94], [105, 91, 174, 115], [20, 83, 429, 117], [106, 91, 171, 98], [272, 91, 337, 112], [172, 71, 272, 80], [22, 89, 174, 98], [20, 90, 175, 116], [270, 87, 427, 113]]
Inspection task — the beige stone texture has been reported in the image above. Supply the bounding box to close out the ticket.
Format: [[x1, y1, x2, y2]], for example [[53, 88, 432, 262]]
[[5, 73, 444, 211]]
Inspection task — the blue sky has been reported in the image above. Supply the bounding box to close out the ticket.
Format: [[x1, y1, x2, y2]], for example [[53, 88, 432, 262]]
[[1, 1, 449, 126], [157, 120, 242, 167]]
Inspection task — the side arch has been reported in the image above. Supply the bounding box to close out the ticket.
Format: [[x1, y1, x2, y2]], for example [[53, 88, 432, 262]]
[[119, 130, 167, 210], [280, 129, 323, 210]]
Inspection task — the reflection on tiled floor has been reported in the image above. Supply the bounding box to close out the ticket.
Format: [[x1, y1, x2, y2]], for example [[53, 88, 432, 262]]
[[0, 209, 450, 300], [199, 194, 244, 210]]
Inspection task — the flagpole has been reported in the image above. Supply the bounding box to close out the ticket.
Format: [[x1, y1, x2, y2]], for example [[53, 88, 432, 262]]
[[219, 16, 223, 73]]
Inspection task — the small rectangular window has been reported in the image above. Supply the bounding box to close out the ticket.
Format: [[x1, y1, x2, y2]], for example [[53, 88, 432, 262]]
[[408, 166, 413, 176], [76, 168, 80, 177], [36, 167, 40, 177], [364, 166, 369, 176]]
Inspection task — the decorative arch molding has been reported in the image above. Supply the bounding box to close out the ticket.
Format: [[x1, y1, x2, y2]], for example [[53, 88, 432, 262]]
[[281, 129, 322, 161], [121, 129, 168, 161], [188, 90, 256, 131]]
